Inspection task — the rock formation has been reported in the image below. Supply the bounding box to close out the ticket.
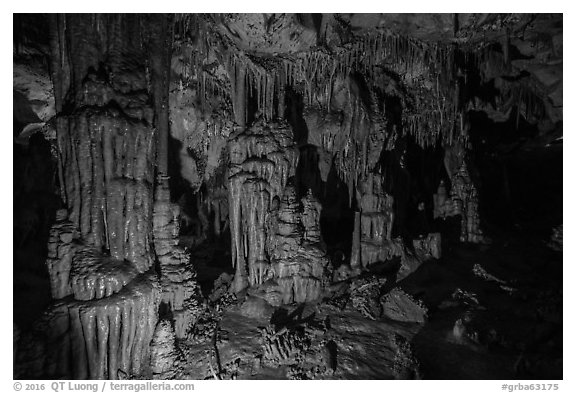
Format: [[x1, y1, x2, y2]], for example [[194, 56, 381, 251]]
[[17, 15, 181, 380], [150, 320, 185, 379], [227, 119, 299, 292], [434, 146, 485, 243], [226, 119, 331, 304], [13, 13, 563, 381], [153, 174, 204, 339], [351, 173, 403, 268]]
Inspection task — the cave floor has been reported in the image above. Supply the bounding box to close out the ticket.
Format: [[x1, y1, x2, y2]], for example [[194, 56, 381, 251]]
[[12, 223, 562, 380], [181, 226, 562, 380]]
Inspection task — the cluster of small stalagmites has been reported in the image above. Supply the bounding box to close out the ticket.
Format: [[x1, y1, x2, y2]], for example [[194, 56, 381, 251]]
[[350, 173, 403, 268], [227, 120, 299, 292], [349, 275, 388, 320], [46, 209, 78, 299], [380, 288, 428, 323], [259, 325, 311, 365], [153, 174, 203, 339], [70, 246, 138, 301], [265, 185, 332, 305], [433, 164, 484, 243], [327, 270, 425, 325], [150, 320, 185, 379]]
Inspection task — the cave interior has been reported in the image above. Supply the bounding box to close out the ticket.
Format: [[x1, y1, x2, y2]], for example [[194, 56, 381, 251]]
[[13, 13, 562, 380]]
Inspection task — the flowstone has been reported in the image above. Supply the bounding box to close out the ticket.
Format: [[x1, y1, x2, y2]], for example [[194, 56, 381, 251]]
[[227, 120, 331, 305], [17, 272, 161, 379], [153, 174, 204, 339], [350, 173, 402, 268], [434, 149, 485, 243], [150, 320, 185, 379], [26, 16, 173, 379]]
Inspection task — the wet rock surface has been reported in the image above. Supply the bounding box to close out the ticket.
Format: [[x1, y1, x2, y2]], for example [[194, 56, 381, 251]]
[[13, 13, 562, 381]]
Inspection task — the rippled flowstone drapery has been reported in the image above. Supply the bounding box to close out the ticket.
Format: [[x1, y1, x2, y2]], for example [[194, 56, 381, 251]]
[[15, 15, 177, 380], [16, 272, 161, 379]]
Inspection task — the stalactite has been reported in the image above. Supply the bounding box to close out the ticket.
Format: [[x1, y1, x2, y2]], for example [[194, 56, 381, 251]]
[[227, 119, 299, 292], [36, 14, 171, 380]]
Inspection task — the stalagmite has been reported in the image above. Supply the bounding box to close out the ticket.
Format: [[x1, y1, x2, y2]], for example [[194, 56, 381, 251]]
[[433, 155, 485, 243], [150, 320, 185, 379], [227, 120, 331, 303], [153, 174, 203, 339], [227, 119, 299, 292], [353, 173, 402, 267], [15, 12, 562, 381], [265, 185, 331, 304], [27, 14, 176, 380]]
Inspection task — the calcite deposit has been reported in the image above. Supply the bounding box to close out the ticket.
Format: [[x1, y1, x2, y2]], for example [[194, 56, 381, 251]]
[[150, 320, 185, 379], [227, 119, 300, 292], [17, 272, 161, 379], [14, 13, 563, 381], [153, 174, 204, 339], [434, 146, 485, 243], [351, 173, 400, 268]]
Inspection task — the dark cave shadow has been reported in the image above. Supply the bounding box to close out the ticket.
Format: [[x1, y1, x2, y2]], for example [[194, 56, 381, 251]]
[[285, 88, 309, 145], [296, 144, 323, 198], [325, 340, 338, 372], [319, 159, 355, 268], [270, 304, 317, 331], [13, 132, 60, 330]]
